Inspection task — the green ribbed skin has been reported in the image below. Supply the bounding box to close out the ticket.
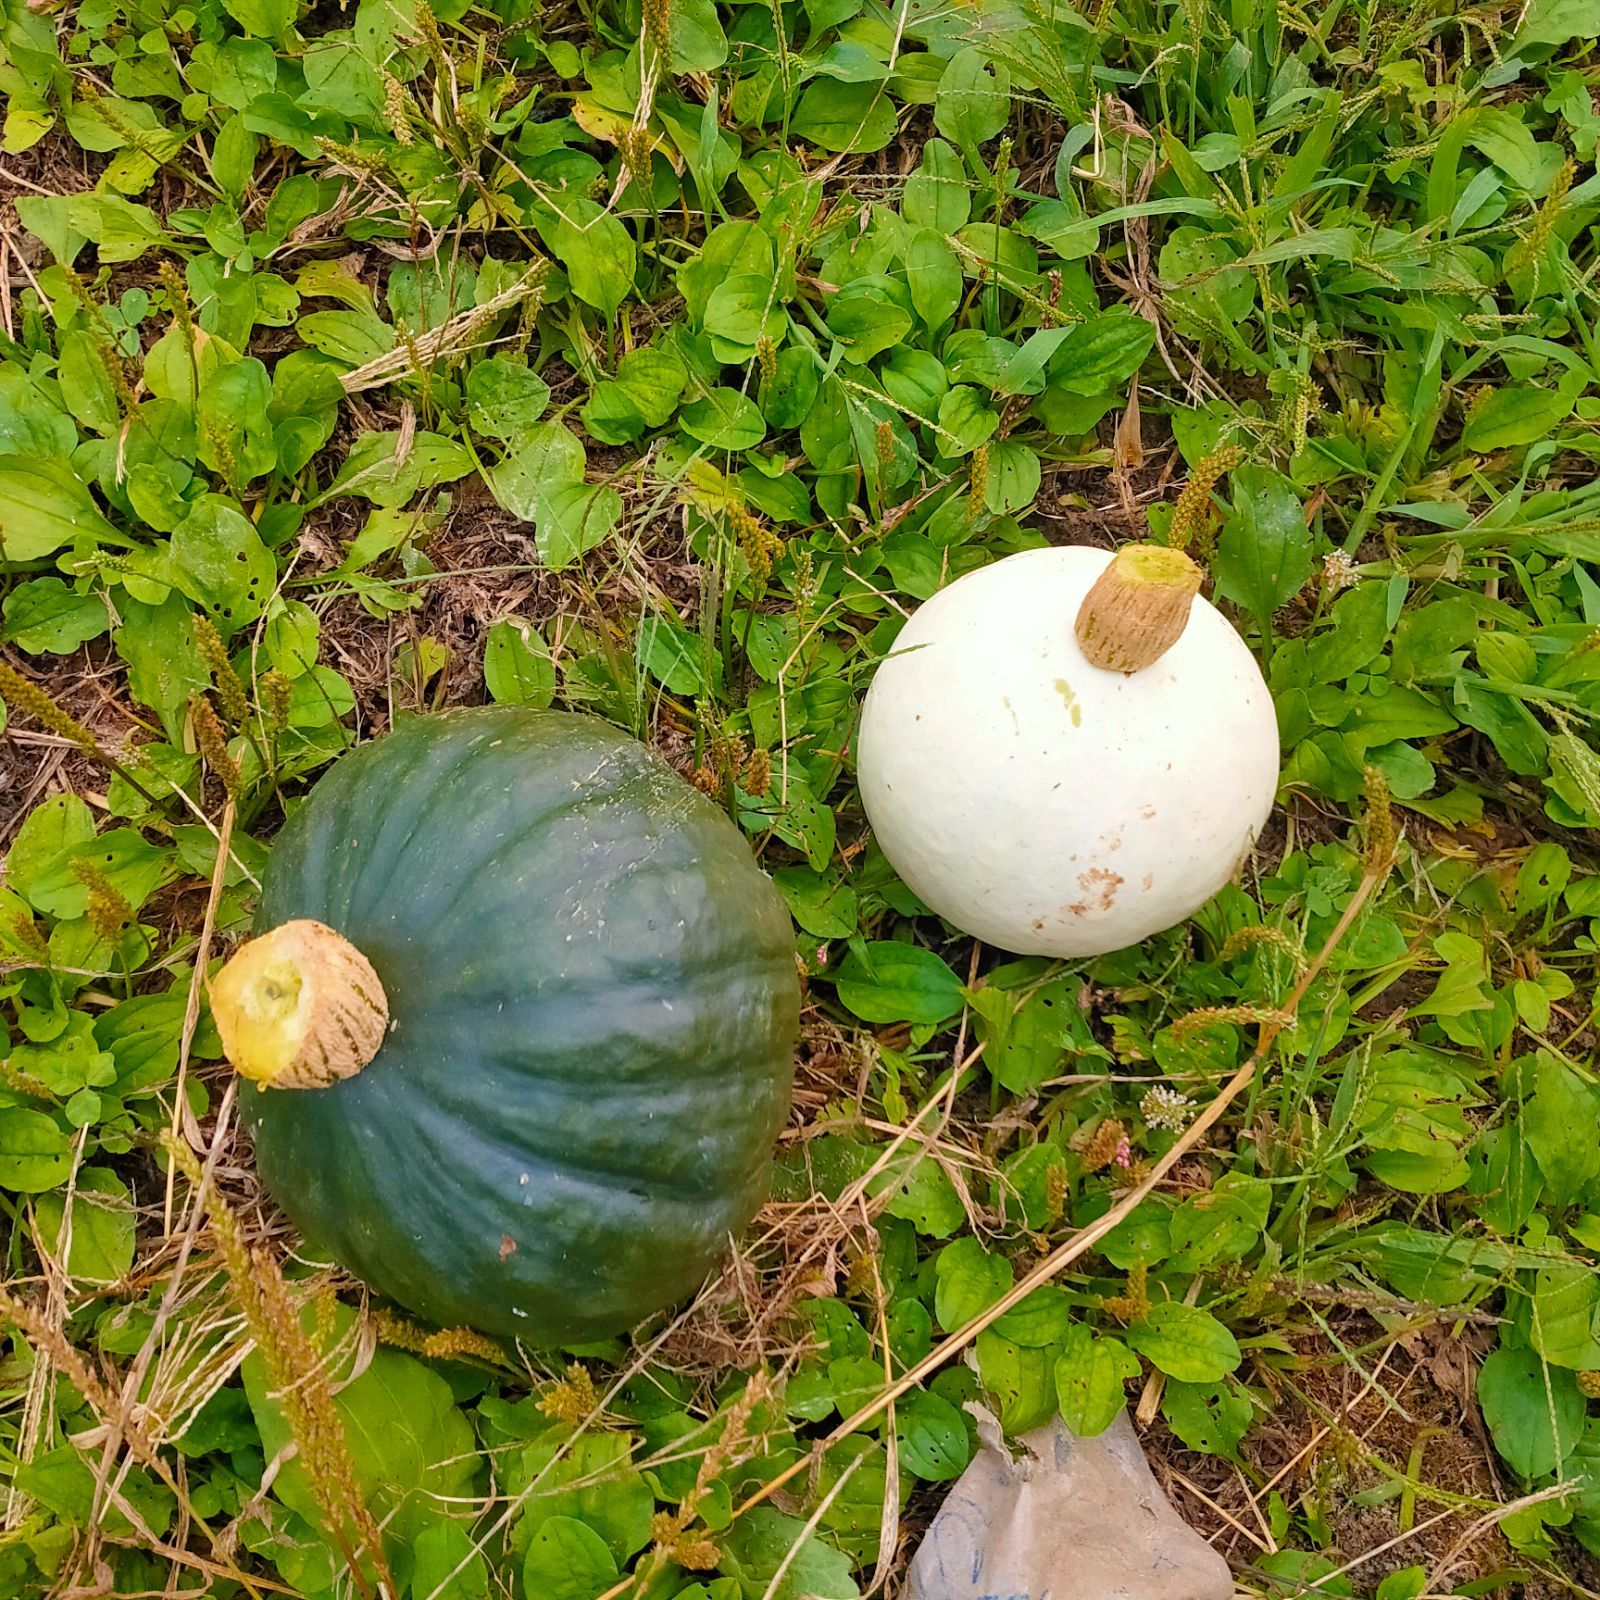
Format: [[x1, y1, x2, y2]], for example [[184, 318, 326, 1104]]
[[241, 707, 799, 1343]]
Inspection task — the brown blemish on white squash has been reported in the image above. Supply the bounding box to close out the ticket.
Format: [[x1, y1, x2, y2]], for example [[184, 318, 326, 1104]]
[[1052, 679, 1083, 727], [1076, 867, 1123, 911]]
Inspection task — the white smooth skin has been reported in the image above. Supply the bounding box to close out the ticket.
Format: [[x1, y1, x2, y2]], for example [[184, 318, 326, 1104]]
[[856, 545, 1280, 958]]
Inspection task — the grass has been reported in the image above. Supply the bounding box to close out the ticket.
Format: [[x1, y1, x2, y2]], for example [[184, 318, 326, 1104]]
[[2, 0, 1600, 1595]]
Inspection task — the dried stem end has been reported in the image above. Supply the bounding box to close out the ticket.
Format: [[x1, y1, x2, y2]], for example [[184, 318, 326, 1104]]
[[210, 920, 388, 1090], [1074, 543, 1204, 673]]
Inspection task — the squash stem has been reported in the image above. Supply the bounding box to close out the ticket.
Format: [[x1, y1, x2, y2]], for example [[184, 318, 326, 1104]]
[[210, 920, 389, 1090], [1073, 543, 1203, 673]]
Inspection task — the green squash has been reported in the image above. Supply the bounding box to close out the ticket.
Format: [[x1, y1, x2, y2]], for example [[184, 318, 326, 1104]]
[[230, 707, 799, 1343]]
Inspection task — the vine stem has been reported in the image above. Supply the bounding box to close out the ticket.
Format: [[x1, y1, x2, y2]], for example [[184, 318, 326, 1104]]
[[733, 858, 1390, 1521]]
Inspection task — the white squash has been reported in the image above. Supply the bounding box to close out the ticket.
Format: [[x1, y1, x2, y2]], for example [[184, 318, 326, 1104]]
[[856, 542, 1280, 958]]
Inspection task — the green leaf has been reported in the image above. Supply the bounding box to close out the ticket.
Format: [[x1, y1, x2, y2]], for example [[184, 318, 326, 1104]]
[[719, 1508, 860, 1599], [15, 1445, 174, 1539], [57, 330, 120, 434], [196, 358, 277, 483], [1516, 0, 1600, 44], [514, 1433, 654, 1565], [934, 1237, 1013, 1330], [212, 114, 259, 205], [792, 81, 897, 154], [1054, 1325, 1139, 1436], [815, 1434, 887, 1562], [581, 382, 648, 446], [936, 386, 999, 455], [1124, 1303, 1241, 1382], [6, 793, 97, 905], [0, 373, 75, 457], [324, 431, 475, 508], [991, 1286, 1072, 1346], [738, 774, 835, 869], [298, 309, 395, 365], [678, 223, 773, 324], [934, 49, 1010, 150], [680, 389, 766, 450], [704, 274, 786, 358], [1525, 1053, 1600, 1209], [669, 0, 728, 70], [904, 230, 963, 329], [34, 1167, 136, 1283], [832, 941, 965, 1025], [613, 346, 687, 427], [1049, 312, 1156, 396], [969, 973, 1096, 1094], [1215, 464, 1312, 630], [0, 454, 123, 560], [975, 1330, 1057, 1433], [0, 1109, 73, 1193], [1161, 1378, 1253, 1460], [994, 1143, 1069, 1231], [549, 201, 636, 320], [483, 618, 556, 707], [1464, 108, 1549, 192], [639, 612, 710, 696], [1305, 581, 1391, 682], [1515, 843, 1571, 915], [882, 1151, 967, 1237], [1375, 1570, 1429, 1600], [811, 40, 889, 83], [96, 991, 190, 1093], [1168, 1173, 1272, 1267], [1463, 384, 1577, 452], [897, 1390, 970, 1481], [902, 138, 970, 232], [826, 278, 915, 364], [773, 867, 858, 939], [116, 593, 211, 739], [466, 358, 551, 441], [410, 1517, 489, 1600], [583, 342, 693, 445], [1478, 1344, 1584, 1479], [169, 498, 278, 629], [488, 422, 583, 517], [12, 1015, 117, 1096], [1356, 1051, 1473, 1195], [243, 1306, 478, 1547], [1528, 1264, 1600, 1369], [521, 1517, 617, 1600], [221, 0, 296, 38], [1158, 226, 1255, 334], [300, 41, 384, 121], [984, 439, 1040, 513], [2, 579, 109, 654], [53, 194, 166, 263], [990, 328, 1072, 397], [881, 348, 949, 419]]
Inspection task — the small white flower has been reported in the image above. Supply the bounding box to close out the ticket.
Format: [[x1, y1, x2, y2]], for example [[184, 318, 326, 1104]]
[[1321, 549, 1359, 593], [1140, 1085, 1194, 1132]]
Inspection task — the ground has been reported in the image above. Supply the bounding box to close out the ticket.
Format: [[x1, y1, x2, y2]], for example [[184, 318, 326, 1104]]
[[2, 0, 1600, 1597]]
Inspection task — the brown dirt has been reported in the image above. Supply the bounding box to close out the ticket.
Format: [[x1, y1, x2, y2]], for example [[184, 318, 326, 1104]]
[[1147, 1314, 1597, 1598]]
